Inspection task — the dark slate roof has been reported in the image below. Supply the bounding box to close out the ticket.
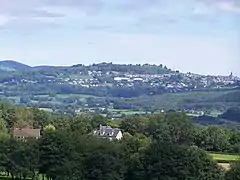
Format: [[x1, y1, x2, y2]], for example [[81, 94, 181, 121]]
[[99, 125, 121, 138]]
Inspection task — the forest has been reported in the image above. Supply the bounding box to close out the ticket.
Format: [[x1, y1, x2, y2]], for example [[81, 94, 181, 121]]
[[0, 102, 240, 179]]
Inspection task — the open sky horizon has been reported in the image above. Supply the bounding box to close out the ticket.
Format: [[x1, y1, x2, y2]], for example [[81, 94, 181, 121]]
[[0, 0, 239, 76]]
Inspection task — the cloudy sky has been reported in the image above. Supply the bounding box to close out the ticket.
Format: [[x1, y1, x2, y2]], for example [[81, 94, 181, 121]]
[[0, 0, 239, 76]]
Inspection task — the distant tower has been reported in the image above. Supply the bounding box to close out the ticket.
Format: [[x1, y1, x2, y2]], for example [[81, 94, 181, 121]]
[[229, 72, 233, 79]]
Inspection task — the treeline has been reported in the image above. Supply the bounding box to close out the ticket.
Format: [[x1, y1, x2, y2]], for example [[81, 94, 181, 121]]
[[220, 107, 240, 123], [2, 82, 171, 98], [0, 62, 172, 80], [0, 103, 240, 179]]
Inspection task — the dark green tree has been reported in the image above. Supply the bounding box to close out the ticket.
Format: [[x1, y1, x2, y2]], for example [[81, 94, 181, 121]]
[[120, 116, 149, 135], [139, 143, 224, 180], [148, 113, 196, 145], [195, 126, 230, 152], [83, 138, 126, 180], [39, 130, 81, 180], [225, 161, 240, 180], [90, 115, 109, 129]]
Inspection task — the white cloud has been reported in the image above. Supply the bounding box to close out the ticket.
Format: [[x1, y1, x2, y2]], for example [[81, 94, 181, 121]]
[[0, 0, 236, 30], [216, 1, 240, 13], [0, 15, 11, 27]]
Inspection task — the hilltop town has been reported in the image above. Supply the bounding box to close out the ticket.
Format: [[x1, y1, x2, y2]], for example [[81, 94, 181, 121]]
[[0, 61, 239, 116]]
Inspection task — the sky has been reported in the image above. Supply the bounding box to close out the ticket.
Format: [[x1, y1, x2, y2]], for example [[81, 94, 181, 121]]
[[0, 0, 239, 76]]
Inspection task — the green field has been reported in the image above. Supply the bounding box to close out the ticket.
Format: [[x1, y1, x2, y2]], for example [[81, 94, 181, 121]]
[[108, 108, 147, 115], [56, 93, 95, 98], [210, 153, 240, 162]]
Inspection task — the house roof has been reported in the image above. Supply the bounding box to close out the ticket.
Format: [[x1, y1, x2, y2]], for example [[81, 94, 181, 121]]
[[99, 125, 121, 138], [13, 128, 41, 138]]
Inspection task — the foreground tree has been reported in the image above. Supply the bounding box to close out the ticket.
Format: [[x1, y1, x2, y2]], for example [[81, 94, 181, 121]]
[[195, 126, 230, 152], [147, 113, 196, 145], [39, 130, 80, 180], [120, 133, 150, 180], [225, 161, 240, 180], [83, 137, 126, 180], [133, 142, 224, 180]]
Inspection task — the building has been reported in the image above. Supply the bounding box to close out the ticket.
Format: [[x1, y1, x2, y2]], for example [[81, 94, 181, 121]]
[[13, 128, 41, 139], [94, 125, 123, 140]]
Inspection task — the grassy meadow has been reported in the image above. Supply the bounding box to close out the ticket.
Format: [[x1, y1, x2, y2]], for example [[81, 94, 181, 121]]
[[210, 153, 240, 162]]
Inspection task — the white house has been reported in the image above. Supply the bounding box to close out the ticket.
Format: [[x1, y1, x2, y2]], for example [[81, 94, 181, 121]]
[[94, 125, 123, 141]]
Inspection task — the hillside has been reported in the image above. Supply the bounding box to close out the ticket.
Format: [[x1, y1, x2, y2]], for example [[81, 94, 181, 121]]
[[207, 91, 240, 103], [0, 60, 239, 117], [0, 60, 32, 71]]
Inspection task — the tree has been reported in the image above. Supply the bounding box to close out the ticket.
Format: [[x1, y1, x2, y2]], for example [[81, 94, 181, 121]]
[[5, 108, 17, 130], [43, 124, 56, 132], [70, 116, 92, 135], [83, 138, 126, 180], [10, 139, 39, 179], [0, 119, 9, 141], [39, 130, 80, 180], [90, 115, 109, 129], [194, 126, 230, 152], [138, 143, 224, 180], [148, 113, 196, 145], [1, 139, 21, 179], [120, 133, 150, 180], [31, 108, 50, 128], [225, 161, 240, 180], [120, 116, 149, 135], [229, 130, 240, 153]]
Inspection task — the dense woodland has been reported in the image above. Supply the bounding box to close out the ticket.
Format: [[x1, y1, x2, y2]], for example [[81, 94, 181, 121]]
[[0, 103, 240, 179]]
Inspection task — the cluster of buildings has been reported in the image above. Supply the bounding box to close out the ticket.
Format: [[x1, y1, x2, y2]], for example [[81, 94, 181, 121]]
[[13, 125, 123, 141], [60, 71, 239, 92], [2, 68, 239, 93]]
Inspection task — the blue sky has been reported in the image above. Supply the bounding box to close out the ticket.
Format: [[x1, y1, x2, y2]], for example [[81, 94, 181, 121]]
[[0, 0, 239, 76]]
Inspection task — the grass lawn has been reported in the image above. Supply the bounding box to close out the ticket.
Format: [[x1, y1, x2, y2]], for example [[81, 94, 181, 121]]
[[210, 153, 240, 162]]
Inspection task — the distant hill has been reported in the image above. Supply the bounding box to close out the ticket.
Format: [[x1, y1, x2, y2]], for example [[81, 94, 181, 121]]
[[0, 60, 239, 118], [0, 60, 32, 71]]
